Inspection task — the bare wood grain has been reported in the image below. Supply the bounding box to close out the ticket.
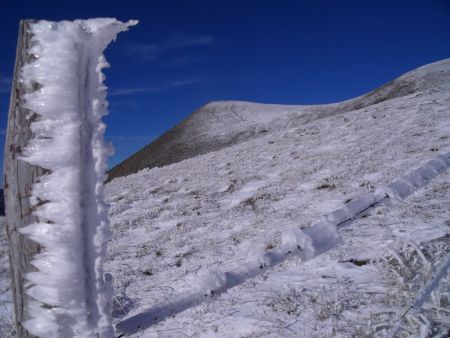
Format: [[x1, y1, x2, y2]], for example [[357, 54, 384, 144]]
[[4, 19, 46, 338]]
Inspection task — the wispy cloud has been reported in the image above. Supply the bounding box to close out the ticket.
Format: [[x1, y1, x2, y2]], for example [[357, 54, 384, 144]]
[[127, 34, 213, 62], [111, 79, 198, 96], [0, 76, 12, 94], [164, 55, 208, 67]]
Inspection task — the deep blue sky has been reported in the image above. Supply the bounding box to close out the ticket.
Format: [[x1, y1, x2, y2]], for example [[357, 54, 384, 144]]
[[0, 0, 449, 176]]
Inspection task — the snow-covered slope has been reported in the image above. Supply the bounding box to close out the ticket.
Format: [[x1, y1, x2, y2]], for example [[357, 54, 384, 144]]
[[107, 59, 450, 180], [103, 59, 450, 336]]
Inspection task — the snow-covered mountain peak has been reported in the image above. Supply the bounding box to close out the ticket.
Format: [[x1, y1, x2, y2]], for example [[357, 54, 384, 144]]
[[108, 58, 450, 181]]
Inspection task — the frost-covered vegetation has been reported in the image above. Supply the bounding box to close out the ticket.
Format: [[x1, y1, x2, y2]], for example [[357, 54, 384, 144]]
[[105, 60, 449, 336]]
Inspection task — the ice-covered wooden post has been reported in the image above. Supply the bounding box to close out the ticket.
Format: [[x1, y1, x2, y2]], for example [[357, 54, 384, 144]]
[[4, 19, 136, 337], [4, 20, 42, 338]]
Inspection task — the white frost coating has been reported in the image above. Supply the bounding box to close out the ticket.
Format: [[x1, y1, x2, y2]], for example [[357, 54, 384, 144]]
[[197, 269, 227, 295], [18, 19, 136, 337], [281, 226, 314, 255], [115, 151, 450, 334], [244, 244, 270, 269]]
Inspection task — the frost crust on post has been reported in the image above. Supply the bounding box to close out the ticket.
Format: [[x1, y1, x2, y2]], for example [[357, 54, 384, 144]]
[[18, 18, 136, 337]]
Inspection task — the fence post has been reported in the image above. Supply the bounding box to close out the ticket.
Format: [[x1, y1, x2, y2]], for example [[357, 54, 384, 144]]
[[4, 19, 43, 338]]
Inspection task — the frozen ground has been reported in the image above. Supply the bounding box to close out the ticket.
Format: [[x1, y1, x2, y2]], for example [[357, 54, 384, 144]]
[[118, 171, 449, 337], [1, 60, 450, 336]]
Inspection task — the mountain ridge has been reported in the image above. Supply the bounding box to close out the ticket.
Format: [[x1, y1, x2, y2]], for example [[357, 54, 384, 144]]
[[107, 58, 450, 181]]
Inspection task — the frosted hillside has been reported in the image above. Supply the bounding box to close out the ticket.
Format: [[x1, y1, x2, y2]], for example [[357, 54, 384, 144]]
[[1, 59, 449, 337], [107, 59, 450, 180], [104, 59, 449, 336]]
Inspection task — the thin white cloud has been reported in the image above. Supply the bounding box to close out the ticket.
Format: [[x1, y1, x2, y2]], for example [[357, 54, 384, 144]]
[[164, 55, 208, 67], [111, 79, 198, 96], [127, 34, 213, 62], [0, 76, 12, 94]]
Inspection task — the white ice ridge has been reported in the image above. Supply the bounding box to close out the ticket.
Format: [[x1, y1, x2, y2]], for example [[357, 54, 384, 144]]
[[18, 19, 136, 337]]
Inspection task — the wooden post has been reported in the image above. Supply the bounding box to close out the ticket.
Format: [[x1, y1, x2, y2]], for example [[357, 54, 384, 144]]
[[4, 19, 45, 338]]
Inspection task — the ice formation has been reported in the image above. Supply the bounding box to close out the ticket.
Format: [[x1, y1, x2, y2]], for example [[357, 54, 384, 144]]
[[18, 18, 136, 337]]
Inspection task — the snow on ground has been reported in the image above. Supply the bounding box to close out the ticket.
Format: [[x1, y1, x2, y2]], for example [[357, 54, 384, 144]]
[[103, 69, 448, 336], [132, 171, 449, 337], [0, 60, 449, 337]]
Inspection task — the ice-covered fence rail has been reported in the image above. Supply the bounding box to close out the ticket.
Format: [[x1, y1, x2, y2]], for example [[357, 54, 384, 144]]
[[116, 151, 450, 336], [4, 19, 136, 337]]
